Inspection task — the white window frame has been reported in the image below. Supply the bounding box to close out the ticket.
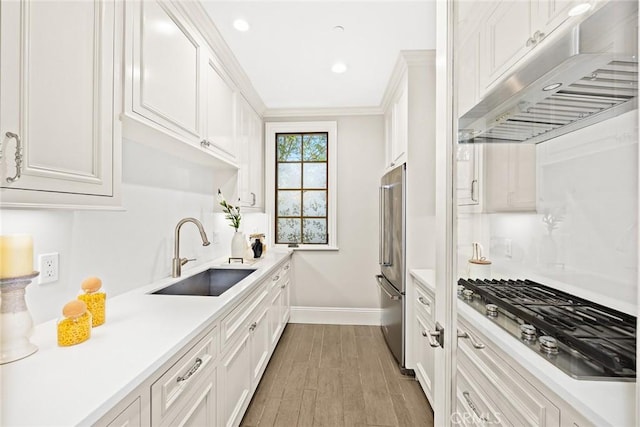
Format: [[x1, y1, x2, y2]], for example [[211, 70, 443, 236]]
[[265, 121, 338, 250]]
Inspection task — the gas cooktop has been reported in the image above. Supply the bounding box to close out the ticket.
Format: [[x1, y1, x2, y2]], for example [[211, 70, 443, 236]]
[[458, 278, 636, 381]]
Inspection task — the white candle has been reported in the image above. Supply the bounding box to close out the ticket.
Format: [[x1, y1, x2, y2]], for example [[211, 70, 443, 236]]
[[0, 235, 34, 278]]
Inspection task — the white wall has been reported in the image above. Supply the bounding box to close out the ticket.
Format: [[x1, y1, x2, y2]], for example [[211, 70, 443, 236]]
[[457, 111, 638, 314], [266, 115, 385, 310], [0, 139, 265, 323]]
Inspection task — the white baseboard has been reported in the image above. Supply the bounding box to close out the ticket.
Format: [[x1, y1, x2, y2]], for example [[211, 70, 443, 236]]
[[289, 306, 382, 325]]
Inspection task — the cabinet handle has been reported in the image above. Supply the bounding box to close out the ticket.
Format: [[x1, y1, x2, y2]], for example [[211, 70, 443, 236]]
[[272, 275, 280, 281], [534, 30, 545, 42], [280, 283, 286, 289], [251, 192, 256, 206], [418, 296, 430, 307], [470, 179, 478, 202], [200, 139, 212, 148], [457, 329, 485, 349], [284, 264, 290, 271], [249, 321, 257, 331], [176, 358, 203, 383], [3, 132, 23, 183], [422, 329, 441, 348], [526, 36, 536, 47], [462, 391, 489, 422]]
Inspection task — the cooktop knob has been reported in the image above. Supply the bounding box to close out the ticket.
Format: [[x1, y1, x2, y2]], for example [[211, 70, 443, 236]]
[[539, 336, 559, 355], [462, 289, 474, 301], [485, 303, 499, 317], [519, 324, 537, 341]]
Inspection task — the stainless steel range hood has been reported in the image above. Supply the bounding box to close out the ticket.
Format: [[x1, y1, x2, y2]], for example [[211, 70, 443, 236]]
[[458, 1, 638, 144]]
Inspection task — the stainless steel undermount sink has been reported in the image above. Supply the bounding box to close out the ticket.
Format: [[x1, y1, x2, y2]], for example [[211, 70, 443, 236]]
[[151, 268, 256, 297]]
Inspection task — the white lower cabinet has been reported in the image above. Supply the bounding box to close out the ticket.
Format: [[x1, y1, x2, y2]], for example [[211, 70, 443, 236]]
[[457, 317, 561, 426], [95, 256, 292, 427], [411, 277, 436, 408]]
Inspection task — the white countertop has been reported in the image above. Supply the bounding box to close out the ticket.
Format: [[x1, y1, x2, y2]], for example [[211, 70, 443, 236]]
[[1, 251, 291, 427], [409, 269, 635, 427]]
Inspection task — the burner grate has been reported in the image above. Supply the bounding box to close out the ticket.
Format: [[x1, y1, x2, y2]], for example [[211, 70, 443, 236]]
[[459, 278, 636, 378]]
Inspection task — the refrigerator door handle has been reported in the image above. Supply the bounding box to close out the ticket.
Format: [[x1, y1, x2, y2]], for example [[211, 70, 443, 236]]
[[376, 275, 400, 300], [379, 185, 392, 266]]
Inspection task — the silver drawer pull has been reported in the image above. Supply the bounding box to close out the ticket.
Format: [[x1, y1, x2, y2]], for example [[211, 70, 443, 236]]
[[177, 358, 202, 383], [200, 139, 211, 148], [284, 264, 290, 270], [251, 192, 256, 206], [280, 283, 286, 289], [457, 329, 485, 349], [272, 275, 280, 281], [421, 330, 441, 348], [249, 321, 257, 331], [463, 391, 488, 422], [4, 132, 22, 183], [418, 296, 430, 307]]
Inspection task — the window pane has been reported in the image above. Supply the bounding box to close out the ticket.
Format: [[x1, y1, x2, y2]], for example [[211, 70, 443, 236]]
[[277, 134, 302, 161], [303, 163, 327, 189], [277, 218, 301, 243], [303, 219, 327, 244], [278, 163, 301, 189], [303, 190, 326, 216], [303, 134, 327, 161], [278, 191, 301, 216]]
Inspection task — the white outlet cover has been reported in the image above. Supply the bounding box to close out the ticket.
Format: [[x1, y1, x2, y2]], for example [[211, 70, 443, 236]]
[[38, 253, 59, 284]]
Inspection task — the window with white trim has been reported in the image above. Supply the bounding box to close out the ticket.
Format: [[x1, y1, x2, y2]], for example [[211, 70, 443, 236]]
[[265, 122, 338, 249]]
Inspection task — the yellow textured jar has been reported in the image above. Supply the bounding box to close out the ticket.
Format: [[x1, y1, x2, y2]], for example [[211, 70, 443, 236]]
[[57, 301, 92, 347], [78, 276, 106, 327]]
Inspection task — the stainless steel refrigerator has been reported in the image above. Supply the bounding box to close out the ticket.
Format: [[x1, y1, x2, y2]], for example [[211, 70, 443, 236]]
[[376, 163, 407, 372]]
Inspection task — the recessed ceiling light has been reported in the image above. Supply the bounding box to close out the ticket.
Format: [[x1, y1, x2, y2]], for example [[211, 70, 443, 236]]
[[331, 62, 347, 74], [233, 19, 250, 32], [543, 82, 562, 91], [568, 3, 592, 16]]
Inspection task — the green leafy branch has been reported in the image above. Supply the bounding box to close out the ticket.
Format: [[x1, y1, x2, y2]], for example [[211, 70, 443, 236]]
[[217, 189, 241, 230]]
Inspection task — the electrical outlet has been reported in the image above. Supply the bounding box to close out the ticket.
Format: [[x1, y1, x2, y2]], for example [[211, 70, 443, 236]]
[[505, 239, 513, 258], [38, 253, 59, 284]]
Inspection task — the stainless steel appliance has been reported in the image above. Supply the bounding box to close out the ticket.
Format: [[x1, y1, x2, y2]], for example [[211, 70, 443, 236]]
[[377, 164, 408, 372], [458, 278, 636, 381], [459, 1, 638, 145]]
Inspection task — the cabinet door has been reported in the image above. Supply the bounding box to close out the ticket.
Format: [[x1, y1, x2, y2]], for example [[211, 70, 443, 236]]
[[456, 27, 482, 116], [484, 144, 536, 212], [203, 55, 237, 162], [533, 0, 575, 40], [390, 78, 408, 167], [0, 0, 116, 198], [219, 332, 251, 427], [268, 284, 283, 347], [280, 276, 291, 325], [170, 375, 216, 427], [414, 312, 435, 407], [131, 0, 201, 141], [456, 145, 481, 207], [484, 0, 533, 88], [106, 397, 142, 427], [237, 96, 263, 209], [250, 305, 270, 386]]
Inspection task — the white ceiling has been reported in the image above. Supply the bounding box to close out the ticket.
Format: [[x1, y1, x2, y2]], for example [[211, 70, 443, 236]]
[[201, 1, 436, 110]]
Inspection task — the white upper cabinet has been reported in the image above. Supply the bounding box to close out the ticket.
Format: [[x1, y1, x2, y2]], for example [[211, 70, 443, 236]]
[[483, 0, 578, 90], [483, 144, 536, 212], [124, 0, 242, 168], [128, 0, 202, 142], [384, 74, 409, 169], [203, 55, 237, 163], [0, 0, 122, 208], [237, 96, 264, 210], [456, 145, 482, 209]]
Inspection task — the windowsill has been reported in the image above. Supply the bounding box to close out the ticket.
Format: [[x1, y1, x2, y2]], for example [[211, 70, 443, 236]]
[[272, 245, 339, 251]]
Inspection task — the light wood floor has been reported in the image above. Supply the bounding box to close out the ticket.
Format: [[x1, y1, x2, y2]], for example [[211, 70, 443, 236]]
[[241, 324, 435, 427]]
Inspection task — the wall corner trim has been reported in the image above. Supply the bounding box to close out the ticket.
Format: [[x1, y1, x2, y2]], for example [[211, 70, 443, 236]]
[[289, 306, 382, 325]]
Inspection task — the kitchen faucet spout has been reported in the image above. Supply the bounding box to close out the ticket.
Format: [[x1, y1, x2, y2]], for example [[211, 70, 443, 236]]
[[172, 217, 211, 278]]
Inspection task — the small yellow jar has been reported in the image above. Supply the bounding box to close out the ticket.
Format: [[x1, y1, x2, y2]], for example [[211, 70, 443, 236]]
[[57, 300, 92, 347], [78, 276, 106, 327]]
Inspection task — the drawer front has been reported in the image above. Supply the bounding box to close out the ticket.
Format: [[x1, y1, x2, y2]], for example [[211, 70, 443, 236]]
[[269, 260, 291, 292], [456, 361, 504, 426], [151, 328, 217, 425], [220, 280, 268, 347], [458, 319, 560, 426], [414, 282, 434, 320]]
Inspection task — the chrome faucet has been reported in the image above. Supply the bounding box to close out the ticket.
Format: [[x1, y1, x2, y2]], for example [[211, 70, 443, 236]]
[[172, 217, 211, 278]]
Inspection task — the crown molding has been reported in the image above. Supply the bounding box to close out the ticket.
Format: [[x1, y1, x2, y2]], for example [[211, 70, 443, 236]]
[[380, 50, 435, 112], [263, 106, 384, 118]]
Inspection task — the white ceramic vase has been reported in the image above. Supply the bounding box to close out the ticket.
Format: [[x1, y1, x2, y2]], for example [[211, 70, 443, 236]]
[[231, 231, 246, 259]]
